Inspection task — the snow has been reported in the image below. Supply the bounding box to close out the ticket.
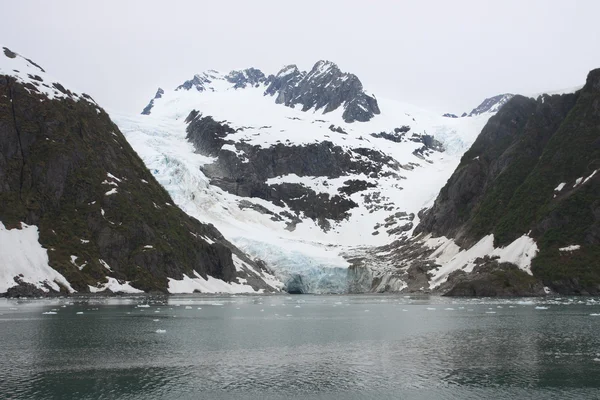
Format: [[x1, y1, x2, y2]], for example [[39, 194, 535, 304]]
[[559, 245, 581, 252], [98, 259, 113, 272], [167, 270, 263, 294], [105, 188, 118, 196], [89, 277, 143, 294], [554, 182, 566, 192], [0, 222, 75, 294], [201, 236, 215, 244], [106, 173, 122, 182], [0, 46, 96, 106], [527, 85, 583, 98], [583, 169, 597, 185], [494, 234, 539, 275], [276, 65, 297, 78], [112, 65, 499, 293], [573, 177, 583, 187], [429, 234, 538, 288]]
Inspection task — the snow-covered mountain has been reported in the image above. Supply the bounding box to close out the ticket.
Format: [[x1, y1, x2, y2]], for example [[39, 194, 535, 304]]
[[466, 93, 514, 116], [0, 46, 280, 296], [115, 61, 501, 293]]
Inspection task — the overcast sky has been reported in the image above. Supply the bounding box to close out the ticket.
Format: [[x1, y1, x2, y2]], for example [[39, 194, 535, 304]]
[[3, 0, 600, 115]]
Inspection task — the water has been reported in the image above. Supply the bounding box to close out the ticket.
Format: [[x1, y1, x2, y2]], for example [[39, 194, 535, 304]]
[[1, 295, 599, 399]]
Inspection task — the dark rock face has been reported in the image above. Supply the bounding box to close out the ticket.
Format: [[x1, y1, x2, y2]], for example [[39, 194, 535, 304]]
[[370, 127, 443, 159], [226, 68, 266, 88], [265, 60, 381, 123], [141, 87, 164, 115], [468, 93, 514, 116], [416, 69, 600, 294], [415, 94, 573, 245], [175, 71, 220, 92], [164, 60, 380, 123], [184, 111, 401, 228], [264, 65, 305, 104], [0, 64, 276, 294], [3, 277, 54, 298], [443, 113, 458, 118], [185, 112, 236, 156], [441, 261, 546, 297]]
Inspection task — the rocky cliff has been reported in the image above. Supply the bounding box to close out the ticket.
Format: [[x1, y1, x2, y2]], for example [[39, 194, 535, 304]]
[[147, 60, 380, 123], [0, 47, 279, 296], [264, 60, 381, 122], [414, 69, 600, 295]]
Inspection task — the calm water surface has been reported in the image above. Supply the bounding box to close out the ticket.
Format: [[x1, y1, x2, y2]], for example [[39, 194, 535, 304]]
[[1, 295, 599, 399]]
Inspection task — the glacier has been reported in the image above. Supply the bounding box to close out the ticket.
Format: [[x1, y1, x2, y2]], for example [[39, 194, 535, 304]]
[[114, 66, 499, 293]]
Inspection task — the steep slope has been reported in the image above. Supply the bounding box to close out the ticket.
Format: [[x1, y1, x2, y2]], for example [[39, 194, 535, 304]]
[[117, 61, 495, 293], [358, 69, 597, 296], [467, 94, 514, 117], [0, 47, 279, 296]]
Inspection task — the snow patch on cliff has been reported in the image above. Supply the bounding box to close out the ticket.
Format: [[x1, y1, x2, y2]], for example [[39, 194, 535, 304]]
[[0, 222, 75, 294], [428, 234, 538, 288], [167, 270, 263, 294]]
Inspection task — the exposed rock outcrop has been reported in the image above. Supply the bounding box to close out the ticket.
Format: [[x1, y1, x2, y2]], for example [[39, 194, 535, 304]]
[[185, 111, 405, 226], [265, 60, 380, 122], [468, 93, 514, 116], [141, 87, 164, 115]]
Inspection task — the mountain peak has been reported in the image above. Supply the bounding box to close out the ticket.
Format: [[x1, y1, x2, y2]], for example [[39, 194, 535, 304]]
[[141, 87, 164, 115], [308, 60, 340, 77], [175, 72, 214, 92], [148, 60, 380, 122], [468, 93, 514, 117], [275, 64, 301, 78], [584, 67, 600, 93], [1, 46, 96, 106], [266, 60, 379, 122], [225, 68, 266, 89]]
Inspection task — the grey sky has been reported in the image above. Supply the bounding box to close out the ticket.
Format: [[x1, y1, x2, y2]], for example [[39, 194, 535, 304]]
[[3, 0, 600, 115]]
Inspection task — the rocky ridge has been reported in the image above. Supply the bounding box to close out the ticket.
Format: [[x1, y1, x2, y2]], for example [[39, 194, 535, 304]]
[[0, 47, 279, 296], [350, 69, 598, 296], [144, 60, 380, 123]]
